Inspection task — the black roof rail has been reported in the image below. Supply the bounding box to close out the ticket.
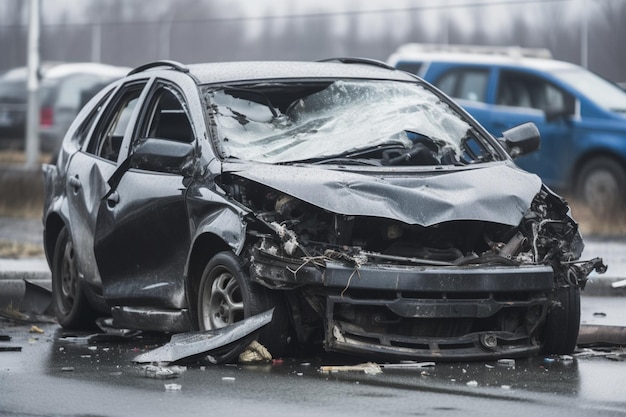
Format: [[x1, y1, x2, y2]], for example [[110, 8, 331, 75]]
[[128, 60, 190, 76], [317, 57, 395, 71]]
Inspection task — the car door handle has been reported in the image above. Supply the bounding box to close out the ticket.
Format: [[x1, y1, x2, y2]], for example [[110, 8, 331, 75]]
[[68, 175, 81, 192], [106, 191, 120, 208]]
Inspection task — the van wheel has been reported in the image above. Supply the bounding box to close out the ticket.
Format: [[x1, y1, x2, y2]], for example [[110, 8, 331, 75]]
[[576, 157, 626, 213], [197, 251, 289, 358], [52, 227, 97, 329], [541, 286, 580, 354]]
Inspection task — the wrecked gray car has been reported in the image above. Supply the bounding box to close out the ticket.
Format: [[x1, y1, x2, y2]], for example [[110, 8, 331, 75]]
[[42, 59, 605, 361]]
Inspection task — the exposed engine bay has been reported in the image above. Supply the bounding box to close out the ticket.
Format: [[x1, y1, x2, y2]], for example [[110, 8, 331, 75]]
[[217, 171, 606, 359]]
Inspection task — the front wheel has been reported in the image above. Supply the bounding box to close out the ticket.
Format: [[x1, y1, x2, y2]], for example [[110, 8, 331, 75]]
[[51, 227, 97, 329], [576, 157, 626, 214], [541, 286, 581, 355], [197, 251, 289, 357]]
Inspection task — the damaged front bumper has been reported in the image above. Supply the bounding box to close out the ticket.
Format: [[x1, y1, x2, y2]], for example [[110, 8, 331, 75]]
[[251, 246, 556, 360]]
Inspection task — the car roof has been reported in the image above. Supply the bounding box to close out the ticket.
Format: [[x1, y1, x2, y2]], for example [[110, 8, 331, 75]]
[[182, 61, 418, 85], [388, 45, 580, 72], [397, 52, 577, 71]]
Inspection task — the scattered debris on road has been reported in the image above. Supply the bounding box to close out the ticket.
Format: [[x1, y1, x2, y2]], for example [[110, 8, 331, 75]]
[[239, 340, 272, 364], [319, 362, 383, 375], [142, 364, 186, 380], [132, 309, 274, 365]]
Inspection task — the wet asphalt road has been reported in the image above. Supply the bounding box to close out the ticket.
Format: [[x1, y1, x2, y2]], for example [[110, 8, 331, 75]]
[[1, 321, 626, 417]]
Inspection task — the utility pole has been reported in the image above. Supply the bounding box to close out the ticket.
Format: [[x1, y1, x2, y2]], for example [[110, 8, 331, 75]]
[[581, 0, 588, 69], [25, 0, 40, 168]]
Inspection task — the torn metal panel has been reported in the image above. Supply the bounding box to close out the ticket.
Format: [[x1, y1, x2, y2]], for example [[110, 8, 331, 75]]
[[229, 162, 541, 227], [132, 309, 273, 364], [20, 279, 52, 316]]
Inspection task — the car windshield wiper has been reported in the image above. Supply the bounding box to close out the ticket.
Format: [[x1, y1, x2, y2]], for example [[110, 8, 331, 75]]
[[310, 158, 382, 166]]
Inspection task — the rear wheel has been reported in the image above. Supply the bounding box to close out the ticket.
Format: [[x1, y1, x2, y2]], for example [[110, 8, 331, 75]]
[[51, 227, 97, 329], [541, 286, 581, 354], [197, 251, 289, 357]]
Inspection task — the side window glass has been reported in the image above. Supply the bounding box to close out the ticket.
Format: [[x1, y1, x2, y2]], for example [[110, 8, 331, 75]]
[[497, 71, 571, 111], [436, 72, 457, 97], [74, 90, 113, 147], [435, 69, 489, 102], [137, 86, 194, 146], [458, 71, 488, 102], [86, 84, 144, 162]]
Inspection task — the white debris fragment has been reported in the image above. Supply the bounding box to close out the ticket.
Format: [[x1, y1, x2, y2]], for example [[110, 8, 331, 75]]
[[497, 359, 515, 368], [164, 383, 182, 391], [222, 377, 236, 382], [466, 380, 478, 387], [501, 385, 512, 390], [319, 362, 383, 375], [239, 341, 272, 364], [142, 364, 186, 380]]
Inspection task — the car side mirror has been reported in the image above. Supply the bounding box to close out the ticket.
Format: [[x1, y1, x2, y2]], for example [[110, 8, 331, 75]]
[[131, 138, 195, 175], [498, 122, 540, 159]]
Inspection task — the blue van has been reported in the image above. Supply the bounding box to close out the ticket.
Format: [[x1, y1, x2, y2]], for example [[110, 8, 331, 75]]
[[388, 44, 626, 212]]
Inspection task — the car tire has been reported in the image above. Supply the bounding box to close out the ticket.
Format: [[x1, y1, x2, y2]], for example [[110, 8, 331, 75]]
[[197, 251, 289, 357], [576, 157, 626, 213], [541, 286, 581, 355], [52, 226, 97, 329]]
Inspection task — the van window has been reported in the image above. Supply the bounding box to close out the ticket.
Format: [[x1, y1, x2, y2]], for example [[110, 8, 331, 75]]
[[434, 68, 489, 102], [497, 71, 571, 111]]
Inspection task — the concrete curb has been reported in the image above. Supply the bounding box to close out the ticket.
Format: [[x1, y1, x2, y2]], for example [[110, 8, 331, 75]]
[[0, 258, 50, 308]]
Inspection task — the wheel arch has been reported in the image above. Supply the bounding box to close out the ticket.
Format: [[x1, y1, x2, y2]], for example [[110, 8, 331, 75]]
[[570, 149, 626, 191], [43, 213, 66, 266]]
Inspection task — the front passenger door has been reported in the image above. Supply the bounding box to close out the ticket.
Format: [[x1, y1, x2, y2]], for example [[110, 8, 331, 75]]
[[94, 82, 197, 311]]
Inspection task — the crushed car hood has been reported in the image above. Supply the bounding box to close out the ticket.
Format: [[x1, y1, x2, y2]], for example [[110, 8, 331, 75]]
[[226, 162, 542, 227]]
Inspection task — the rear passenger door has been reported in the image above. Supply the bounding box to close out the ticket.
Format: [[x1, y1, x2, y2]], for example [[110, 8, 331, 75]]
[[65, 81, 147, 290]]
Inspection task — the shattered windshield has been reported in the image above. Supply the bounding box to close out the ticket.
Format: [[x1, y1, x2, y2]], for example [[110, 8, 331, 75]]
[[203, 80, 501, 165]]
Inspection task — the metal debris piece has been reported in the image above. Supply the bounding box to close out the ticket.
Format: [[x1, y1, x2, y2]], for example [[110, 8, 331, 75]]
[[0, 346, 21, 352], [142, 364, 186, 379], [20, 279, 52, 316], [239, 340, 272, 364], [164, 383, 182, 391], [380, 361, 435, 369], [319, 362, 383, 375], [578, 325, 626, 346], [132, 309, 274, 365]]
